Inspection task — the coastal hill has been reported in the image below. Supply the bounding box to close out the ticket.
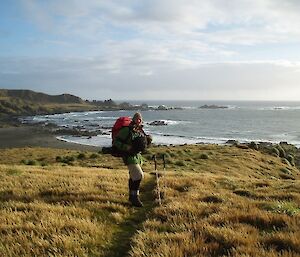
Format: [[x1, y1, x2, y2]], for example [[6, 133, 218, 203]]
[[0, 89, 90, 117], [0, 89, 149, 117], [0, 89, 84, 104]]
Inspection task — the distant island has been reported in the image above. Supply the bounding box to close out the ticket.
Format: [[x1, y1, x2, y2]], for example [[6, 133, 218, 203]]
[[199, 104, 228, 109]]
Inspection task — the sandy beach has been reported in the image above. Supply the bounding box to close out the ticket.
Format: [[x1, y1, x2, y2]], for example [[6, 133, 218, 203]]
[[0, 125, 99, 151]]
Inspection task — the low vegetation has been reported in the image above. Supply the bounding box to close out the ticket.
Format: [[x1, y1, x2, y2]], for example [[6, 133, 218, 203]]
[[0, 144, 299, 256]]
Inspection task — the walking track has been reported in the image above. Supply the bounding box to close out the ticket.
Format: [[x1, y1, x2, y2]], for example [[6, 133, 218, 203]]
[[103, 174, 157, 257]]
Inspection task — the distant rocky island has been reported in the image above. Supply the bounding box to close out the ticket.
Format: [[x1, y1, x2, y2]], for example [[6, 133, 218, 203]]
[[199, 104, 228, 109], [148, 120, 168, 126]]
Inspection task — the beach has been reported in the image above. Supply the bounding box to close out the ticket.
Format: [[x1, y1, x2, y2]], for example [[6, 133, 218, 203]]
[[0, 124, 99, 151]]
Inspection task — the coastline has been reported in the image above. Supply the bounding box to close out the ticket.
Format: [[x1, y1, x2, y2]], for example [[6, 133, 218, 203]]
[[0, 124, 99, 151], [1, 121, 299, 151], [1, 120, 299, 168], [1, 109, 299, 152]]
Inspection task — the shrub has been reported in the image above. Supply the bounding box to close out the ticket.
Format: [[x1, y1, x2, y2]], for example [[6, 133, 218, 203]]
[[236, 144, 249, 149], [272, 147, 280, 157], [286, 154, 295, 166], [77, 153, 86, 160], [277, 145, 286, 158], [282, 158, 291, 166], [175, 160, 186, 167], [279, 142, 297, 155], [164, 158, 174, 165], [184, 149, 191, 154], [156, 152, 170, 159], [163, 152, 171, 159], [55, 156, 62, 162], [279, 173, 295, 180], [90, 153, 98, 159], [249, 141, 258, 150], [67, 156, 75, 162], [21, 159, 28, 165], [144, 154, 153, 161], [60, 156, 75, 164], [27, 160, 37, 165], [280, 167, 291, 175], [199, 153, 209, 160], [169, 152, 177, 158]]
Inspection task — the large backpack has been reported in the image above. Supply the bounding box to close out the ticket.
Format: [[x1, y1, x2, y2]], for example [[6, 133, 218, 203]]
[[101, 116, 148, 157], [112, 116, 132, 144], [110, 116, 132, 157]]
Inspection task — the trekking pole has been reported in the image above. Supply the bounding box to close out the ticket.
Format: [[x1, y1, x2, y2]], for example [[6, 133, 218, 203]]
[[152, 154, 161, 206]]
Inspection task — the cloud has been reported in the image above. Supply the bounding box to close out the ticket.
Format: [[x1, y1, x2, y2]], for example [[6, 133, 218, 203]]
[[20, 0, 300, 42], [4, 1, 300, 100], [1, 56, 300, 100], [17, 0, 300, 70]]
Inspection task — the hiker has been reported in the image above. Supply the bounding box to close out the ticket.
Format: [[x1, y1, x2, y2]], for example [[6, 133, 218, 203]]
[[113, 112, 151, 207]]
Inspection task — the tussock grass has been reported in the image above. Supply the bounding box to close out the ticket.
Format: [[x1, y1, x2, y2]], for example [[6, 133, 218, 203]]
[[0, 164, 156, 256], [128, 145, 300, 257], [0, 144, 299, 256]]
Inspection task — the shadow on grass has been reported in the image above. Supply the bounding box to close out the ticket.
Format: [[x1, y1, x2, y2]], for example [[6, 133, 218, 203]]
[[0, 190, 34, 203], [103, 175, 157, 257]]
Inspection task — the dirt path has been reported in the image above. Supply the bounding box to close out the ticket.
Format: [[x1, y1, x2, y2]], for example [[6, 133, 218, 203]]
[[104, 174, 157, 257]]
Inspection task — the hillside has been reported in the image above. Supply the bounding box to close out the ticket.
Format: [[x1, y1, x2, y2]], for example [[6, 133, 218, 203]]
[[0, 89, 93, 117], [0, 144, 299, 256], [0, 89, 152, 119], [0, 89, 84, 104]]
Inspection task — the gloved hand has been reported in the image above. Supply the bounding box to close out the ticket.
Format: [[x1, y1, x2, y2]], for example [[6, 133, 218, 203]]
[[146, 135, 152, 146], [132, 136, 147, 154]]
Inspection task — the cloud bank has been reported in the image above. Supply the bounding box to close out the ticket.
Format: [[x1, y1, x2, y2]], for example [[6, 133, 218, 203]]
[[1, 0, 300, 100]]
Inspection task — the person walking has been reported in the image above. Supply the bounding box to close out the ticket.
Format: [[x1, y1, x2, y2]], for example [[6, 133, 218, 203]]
[[113, 112, 150, 207]]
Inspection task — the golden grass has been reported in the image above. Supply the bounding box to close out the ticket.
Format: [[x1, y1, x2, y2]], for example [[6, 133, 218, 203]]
[[129, 145, 300, 257], [0, 144, 299, 256], [0, 147, 124, 169], [0, 164, 155, 256]]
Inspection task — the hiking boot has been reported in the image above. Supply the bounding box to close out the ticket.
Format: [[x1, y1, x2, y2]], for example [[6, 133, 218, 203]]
[[128, 180, 143, 207], [130, 194, 143, 207], [129, 194, 134, 202]]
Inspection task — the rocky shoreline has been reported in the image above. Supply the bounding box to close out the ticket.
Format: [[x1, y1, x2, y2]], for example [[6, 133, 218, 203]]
[[1, 114, 300, 169]]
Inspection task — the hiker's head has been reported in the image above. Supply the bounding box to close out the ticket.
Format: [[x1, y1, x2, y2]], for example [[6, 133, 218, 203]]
[[132, 112, 142, 126]]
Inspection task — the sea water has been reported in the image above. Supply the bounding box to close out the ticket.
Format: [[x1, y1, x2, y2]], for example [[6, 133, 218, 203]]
[[23, 101, 300, 147]]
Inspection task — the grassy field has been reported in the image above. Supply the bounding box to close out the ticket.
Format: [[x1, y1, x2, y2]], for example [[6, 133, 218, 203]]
[[0, 144, 299, 256]]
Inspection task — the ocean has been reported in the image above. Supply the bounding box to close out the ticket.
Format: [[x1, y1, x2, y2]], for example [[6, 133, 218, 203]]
[[22, 101, 300, 148]]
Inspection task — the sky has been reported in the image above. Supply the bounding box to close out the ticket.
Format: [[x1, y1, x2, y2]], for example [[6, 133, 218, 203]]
[[1, 0, 300, 101]]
